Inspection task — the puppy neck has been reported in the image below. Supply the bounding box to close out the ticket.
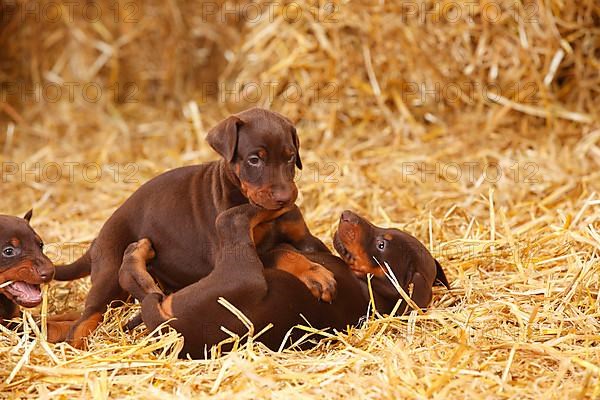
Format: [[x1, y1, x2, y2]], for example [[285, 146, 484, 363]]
[[356, 277, 398, 315]]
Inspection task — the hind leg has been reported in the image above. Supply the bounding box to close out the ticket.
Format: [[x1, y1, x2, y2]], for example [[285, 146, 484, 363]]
[[118, 239, 177, 333], [118, 239, 164, 331], [118, 239, 161, 302], [47, 320, 75, 343], [44, 311, 81, 343], [65, 244, 128, 349]]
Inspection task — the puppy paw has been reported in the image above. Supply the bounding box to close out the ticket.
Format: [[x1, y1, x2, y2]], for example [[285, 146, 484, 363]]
[[124, 238, 156, 261], [299, 262, 337, 303], [46, 320, 73, 343]]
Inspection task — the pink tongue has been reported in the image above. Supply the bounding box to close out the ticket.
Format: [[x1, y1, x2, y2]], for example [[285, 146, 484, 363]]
[[10, 282, 42, 303]]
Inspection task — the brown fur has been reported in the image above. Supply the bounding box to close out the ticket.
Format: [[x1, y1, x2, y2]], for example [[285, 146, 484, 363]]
[[267, 247, 336, 302], [46, 320, 74, 343], [70, 312, 103, 348], [119, 206, 450, 359], [335, 219, 383, 277], [51, 108, 332, 348], [0, 212, 54, 323]]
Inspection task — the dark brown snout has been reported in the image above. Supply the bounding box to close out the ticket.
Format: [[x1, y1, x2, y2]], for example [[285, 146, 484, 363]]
[[242, 180, 298, 211], [0, 258, 54, 308], [271, 184, 298, 208], [35, 257, 55, 283], [334, 211, 380, 277], [340, 210, 362, 225]]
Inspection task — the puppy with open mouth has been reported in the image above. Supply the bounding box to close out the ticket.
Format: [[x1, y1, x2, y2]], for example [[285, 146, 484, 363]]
[[0, 211, 54, 323]]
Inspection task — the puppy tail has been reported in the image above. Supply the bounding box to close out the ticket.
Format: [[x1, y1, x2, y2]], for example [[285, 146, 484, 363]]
[[54, 247, 92, 281], [434, 259, 450, 289]]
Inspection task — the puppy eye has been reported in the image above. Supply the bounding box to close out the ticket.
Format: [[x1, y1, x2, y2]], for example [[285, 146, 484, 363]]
[[39, 242, 44, 249], [248, 156, 262, 166], [2, 246, 16, 257], [376, 240, 386, 251]]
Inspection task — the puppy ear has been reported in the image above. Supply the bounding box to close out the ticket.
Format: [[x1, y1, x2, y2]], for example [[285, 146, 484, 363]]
[[291, 126, 303, 170], [23, 209, 33, 222], [434, 259, 450, 288], [206, 116, 244, 162]]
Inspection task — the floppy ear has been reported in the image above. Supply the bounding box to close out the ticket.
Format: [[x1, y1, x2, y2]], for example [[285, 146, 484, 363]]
[[434, 259, 450, 288], [291, 126, 303, 170], [23, 209, 33, 222], [206, 116, 244, 162]]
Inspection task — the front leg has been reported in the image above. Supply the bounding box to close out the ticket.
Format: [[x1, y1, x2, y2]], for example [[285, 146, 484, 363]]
[[257, 206, 337, 301], [262, 245, 336, 302], [219, 204, 337, 302]]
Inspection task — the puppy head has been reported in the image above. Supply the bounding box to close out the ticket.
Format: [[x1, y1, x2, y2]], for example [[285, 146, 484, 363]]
[[333, 210, 439, 308], [0, 211, 54, 308], [206, 107, 302, 210]]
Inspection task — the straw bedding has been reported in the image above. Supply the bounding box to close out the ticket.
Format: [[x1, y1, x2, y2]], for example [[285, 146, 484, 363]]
[[1, 0, 599, 398]]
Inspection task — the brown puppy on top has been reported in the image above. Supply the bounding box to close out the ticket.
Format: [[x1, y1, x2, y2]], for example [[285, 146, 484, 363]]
[[51, 108, 335, 347], [0, 211, 54, 324], [119, 205, 450, 359]]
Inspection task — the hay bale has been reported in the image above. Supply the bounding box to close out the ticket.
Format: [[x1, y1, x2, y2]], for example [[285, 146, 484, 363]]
[[0, 0, 599, 397]]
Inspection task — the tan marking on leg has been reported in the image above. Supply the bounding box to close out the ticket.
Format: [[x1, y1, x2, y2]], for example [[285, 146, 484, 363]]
[[249, 208, 290, 229], [121, 240, 161, 301], [273, 249, 337, 302], [47, 320, 74, 343], [70, 312, 103, 349]]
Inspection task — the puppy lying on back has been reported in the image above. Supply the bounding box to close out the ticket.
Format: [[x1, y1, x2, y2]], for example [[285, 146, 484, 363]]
[[0, 211, 54, 323], [51, 108, 336, 348], [120, 206, 450, 358]]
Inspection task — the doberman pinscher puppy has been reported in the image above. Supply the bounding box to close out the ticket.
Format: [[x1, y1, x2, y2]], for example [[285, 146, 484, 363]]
[[0, 211, 54, 324], [51, 108, 334, 348], [119, 206, 449, 359]]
